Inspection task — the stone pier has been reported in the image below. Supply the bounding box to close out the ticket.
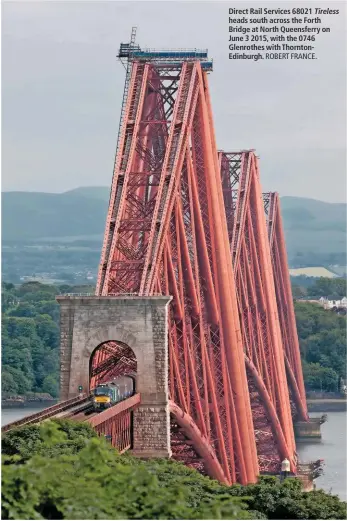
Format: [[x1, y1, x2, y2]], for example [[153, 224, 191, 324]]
[[294, 418, 323, 442], [56, 295, 172, 458]]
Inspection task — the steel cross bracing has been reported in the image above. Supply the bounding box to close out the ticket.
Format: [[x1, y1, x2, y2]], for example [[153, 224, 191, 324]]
[[219, 151, 299, 473], [263, 192, 309, 422], [90, 341, 137, 389], [96, 46, 302, 483]]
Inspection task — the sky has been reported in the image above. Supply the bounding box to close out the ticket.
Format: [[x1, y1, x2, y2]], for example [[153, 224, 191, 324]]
[[2, 0, 346, 202]]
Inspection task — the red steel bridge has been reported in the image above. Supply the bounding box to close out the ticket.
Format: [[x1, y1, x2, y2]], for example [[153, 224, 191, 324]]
[[3, 29, 321, 487]]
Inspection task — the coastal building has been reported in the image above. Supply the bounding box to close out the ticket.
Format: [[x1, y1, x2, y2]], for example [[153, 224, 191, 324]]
[[318, 296, 347, 309]]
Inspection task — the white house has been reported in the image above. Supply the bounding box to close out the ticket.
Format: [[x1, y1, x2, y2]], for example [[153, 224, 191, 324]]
[[318, 296, 347, 309]]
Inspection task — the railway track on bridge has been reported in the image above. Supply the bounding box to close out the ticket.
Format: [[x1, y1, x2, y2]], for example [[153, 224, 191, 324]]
[[1, 395, 91, 433], [1, 393, 141, 453], [2, 31, 316, 485]]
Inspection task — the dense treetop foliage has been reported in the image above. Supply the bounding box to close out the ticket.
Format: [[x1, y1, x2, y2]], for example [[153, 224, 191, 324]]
[[295, 301, 346, 392], [1, 282, 92, 398], [2, 421, 346, 520], [292, 276, 347, 300], [2, 282, 60, 397]]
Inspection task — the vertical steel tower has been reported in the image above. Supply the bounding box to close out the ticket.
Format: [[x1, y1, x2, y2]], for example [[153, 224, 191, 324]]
[[96, 30, 304, 484], [264, 192, 309, 422]]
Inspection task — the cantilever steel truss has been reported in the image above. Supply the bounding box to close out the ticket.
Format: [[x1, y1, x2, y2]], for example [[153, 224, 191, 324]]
[[94, 40, 308, 485], [90, 342, 137, 389], [264, 192, 309, 422]]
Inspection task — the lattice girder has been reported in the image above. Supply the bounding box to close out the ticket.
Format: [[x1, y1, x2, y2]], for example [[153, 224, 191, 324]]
[[219, 151, 298, 469], [96, 59, 260, 484], [264, 192, 309, 421], [96, 51, 306, 483]]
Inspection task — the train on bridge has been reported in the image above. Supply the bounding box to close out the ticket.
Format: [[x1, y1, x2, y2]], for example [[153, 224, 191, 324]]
[[3, 28, 324, 488], [91, 375, 135, 411]]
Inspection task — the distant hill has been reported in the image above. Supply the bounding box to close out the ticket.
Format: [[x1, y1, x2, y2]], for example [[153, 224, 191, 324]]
[[279, 196, 346, 264], [2, 188, 346, 266], [280, 196, 346, 230], [2, 188, 109, 242]]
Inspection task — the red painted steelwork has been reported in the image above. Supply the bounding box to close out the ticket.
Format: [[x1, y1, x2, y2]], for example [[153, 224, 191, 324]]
[[4, 53, 306, 484], [1, 395, 89, 433], [86, 394, 141, 453], [264, 192, 309, 422], [87, 393, 141, 427], [95, 50, 303, 483], [90, 341, 137, 389], [96, 58, 258, 485], [219, 151, 297, 473], [170, 401, 229, 484]]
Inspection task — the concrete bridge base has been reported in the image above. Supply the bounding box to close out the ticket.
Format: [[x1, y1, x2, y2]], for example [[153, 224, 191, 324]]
[[57, 295, 172, 458], [294, 418, 323, 442]]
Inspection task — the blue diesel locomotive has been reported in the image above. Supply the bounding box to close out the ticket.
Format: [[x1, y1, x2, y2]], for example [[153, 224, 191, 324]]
[[91, 375, 135, 411]]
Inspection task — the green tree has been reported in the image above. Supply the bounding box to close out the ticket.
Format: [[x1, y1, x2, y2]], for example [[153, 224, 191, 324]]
[[1, 420, 97, 462], [227, 475, 347, 520], [42, 375, 59, 398], [36, 300, 60, 322], [1, 371, 19, 396], [3, 282, 15, 291], [1, 289, 18, 313], [309, 277, 346, 298], [1, 365, 32, 394], [35, 314, 59, 347], [292, 284, 307, 298], [1, 423, 249, 520], [22, 290, 59, 303], [2, 422, 346, 520], [1, 283, 61, 397], [7, 302, 37, 318], [303, 362, 339, 392], [295, 301, 346, 387], [17, 282, 58, 297], [3, 316, 38, 340]]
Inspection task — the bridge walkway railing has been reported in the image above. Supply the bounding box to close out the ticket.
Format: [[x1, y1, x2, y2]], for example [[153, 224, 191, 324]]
[[1, 394, 90, 433], [2, 393, 141, 455], [85, 393, 141, 453]]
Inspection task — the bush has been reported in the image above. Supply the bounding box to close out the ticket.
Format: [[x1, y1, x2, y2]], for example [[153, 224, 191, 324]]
[[303, 362, 339, 392], [227, 476, 347, 520], [2, 420, 97, 463], [2, 422, 346, 520], [1, 422, 249, 520]]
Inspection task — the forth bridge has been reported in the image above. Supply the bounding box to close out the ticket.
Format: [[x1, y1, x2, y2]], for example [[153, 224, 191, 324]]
[[2, 28, 324, 488]]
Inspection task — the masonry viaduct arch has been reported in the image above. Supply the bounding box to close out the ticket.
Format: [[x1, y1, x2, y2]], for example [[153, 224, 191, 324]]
[[57, 295, 172, 458]]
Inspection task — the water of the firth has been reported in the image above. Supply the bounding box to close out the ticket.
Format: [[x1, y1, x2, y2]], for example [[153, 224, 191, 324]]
[[297, 411, 346, 501], [1, 407, 346, 500]]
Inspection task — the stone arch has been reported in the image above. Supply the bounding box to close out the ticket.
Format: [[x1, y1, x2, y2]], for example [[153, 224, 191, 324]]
[[57, 297, 170, 400], [81, 324, 138, 360], [57, 295, 172, 458], [89, 340, 137, 389]]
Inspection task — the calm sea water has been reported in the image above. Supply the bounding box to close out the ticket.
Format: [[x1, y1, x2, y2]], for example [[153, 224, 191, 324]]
[[2, 406, 49, 427], [297, 411, 347, 500], [2, 407, 346, 500]]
